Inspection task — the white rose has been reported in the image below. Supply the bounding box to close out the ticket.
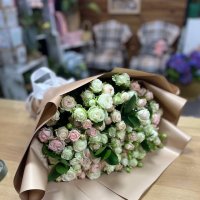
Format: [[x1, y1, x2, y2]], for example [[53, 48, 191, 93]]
[[90, 79, 103, 93], [97, 93, 113, 110], [55, 126, 69, 140], [111, 110, 121, 123], [62, 168, 77, 182], [87, 170, 101, 180], [116, 121, 126, 131], [73, 140, 87, 152], [102, 83, 115, 96], [137, 109, 150, 125]]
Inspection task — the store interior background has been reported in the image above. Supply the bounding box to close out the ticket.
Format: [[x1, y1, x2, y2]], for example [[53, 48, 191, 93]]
[[0, 0, 200, 116]]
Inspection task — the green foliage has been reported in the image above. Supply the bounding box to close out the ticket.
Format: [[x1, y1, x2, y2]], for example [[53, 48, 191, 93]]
[[93, 146, 119, 165]]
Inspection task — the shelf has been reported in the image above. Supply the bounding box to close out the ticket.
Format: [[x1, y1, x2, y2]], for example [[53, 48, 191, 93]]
[[17, 56, 47, 74], [36, 34, 46, 40], [61, 40, 93, 51]]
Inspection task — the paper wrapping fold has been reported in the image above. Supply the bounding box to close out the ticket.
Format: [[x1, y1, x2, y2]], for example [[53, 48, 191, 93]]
[[13, 68, 191, 200]]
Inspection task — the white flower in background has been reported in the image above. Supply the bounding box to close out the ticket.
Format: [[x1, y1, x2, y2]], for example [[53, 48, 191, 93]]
[[81, 90, 95, 103], [114, 147, 122, 154], [102, 83, 115, 96], [81, 157, 92, 171], [150, 101, 160, 113], [137, 151, 146, 160], [103, 164, 115, 174], [127, 132, 138, 142], [97, 93, 113, 110], [121, 92, 130, 102], [129, 158, 138, 167], [60, 95, 76, 111], [70, 158, 80, 166], [124, 142, 135, 150], [101, 134, 108, 144], [121, 158, 129, 166], [87, 170, 101, 180], [145, 91, 154, 101], [90, 79, 103, 93], [137, 109, 150, 125], [137, 98, 147, 107], [55, 126, 69, 140], [148, 129, 158, 141], [75, 152, 84, 161], [73, 139, 87, 152], [132, 150, 140, 158], [115, 164, 123, 171], [62, 167, 77, 182], [126, 125, 133, 133], [113, 93, 123, 105], [154, 137, 161, 145], [73, 107, 87, 122], [116, 130, 126, 141], [61, 147, 74, 160], [107, 105, 115, 112], [137, 132, 145, 143], [112, 73, 131, 88], [108, 126, 117, 137], [111, 110, 121, 123], [88, 99, 96, 107], [89, 133, 102, 143], [111, 138, 121, 148], [90, 143, 101, 151], [116, 121, 126, 131], [88, 106, 105, 123]]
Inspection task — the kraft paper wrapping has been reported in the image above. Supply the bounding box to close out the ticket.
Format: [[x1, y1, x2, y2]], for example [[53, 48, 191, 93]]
[[14, 68, 191, 200]]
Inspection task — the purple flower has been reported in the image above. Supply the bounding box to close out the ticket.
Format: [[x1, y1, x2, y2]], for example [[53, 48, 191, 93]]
[[167, 53, 190, 73], [38, 127, 53, 143], [179, 72, 193, 85], [190, 51, 200, 70]]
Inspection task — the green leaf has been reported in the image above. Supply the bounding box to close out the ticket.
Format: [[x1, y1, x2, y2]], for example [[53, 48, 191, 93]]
[[128, 113, 140, 127], [141, 140, 150, 152], [48, 165, 61, 182], [56, 163, 69, 174], [123, 95, 137, 114], [102, 149, 111, 160], [105, 149, 119, 165], [94, 146, 107, 157]]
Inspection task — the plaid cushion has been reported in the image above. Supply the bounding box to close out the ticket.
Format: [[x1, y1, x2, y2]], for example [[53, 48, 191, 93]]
[[137, 20, 180, 46], [87, 20, 132, 70], [94, 20, 132, 51]]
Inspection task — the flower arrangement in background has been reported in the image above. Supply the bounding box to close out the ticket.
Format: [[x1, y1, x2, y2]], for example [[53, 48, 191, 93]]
[[166, 51, 200, 84], [37, 73, 166, 182]]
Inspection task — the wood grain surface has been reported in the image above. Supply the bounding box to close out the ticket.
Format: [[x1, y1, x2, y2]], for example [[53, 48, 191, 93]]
[[0, 99, 199, 200]]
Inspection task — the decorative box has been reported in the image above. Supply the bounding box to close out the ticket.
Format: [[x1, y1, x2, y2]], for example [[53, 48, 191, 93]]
[[0, 26, 23, 48], [0, 0, 14, 8], [0, 7, 18, 28]]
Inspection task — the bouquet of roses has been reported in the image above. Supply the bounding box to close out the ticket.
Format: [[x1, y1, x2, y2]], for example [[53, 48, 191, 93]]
[[38, 73, 166, 182], [14, 68, 190, 200]]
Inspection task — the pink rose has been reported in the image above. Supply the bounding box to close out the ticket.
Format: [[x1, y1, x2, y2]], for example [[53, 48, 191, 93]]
[[90, 163, 101, 173], [78, 172, 86, 179], [145, 91, 153, 101], [48, 139, 65, 153], [152, 113, 161, 126], [61, 95, 76, 111], [83, 149, 91, 158], [81, 157, 92, 170], [128, 132, 138, 142], [137, 99, 147, 107], [105, 117, 112, 125], [82, 119, 92, 129], [130, 81, 141, 92], [86, 127, 97, 137], [38, 127, 53, 143], [69, 129, 80, 142]]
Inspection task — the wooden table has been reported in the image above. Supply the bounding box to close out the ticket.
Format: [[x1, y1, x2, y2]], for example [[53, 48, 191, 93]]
[[0, 99, 199, 200]]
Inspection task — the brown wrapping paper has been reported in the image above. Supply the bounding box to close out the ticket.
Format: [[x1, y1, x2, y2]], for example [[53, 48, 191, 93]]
[[13, 68, 191, 200]]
